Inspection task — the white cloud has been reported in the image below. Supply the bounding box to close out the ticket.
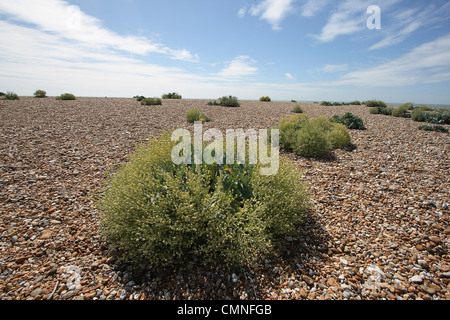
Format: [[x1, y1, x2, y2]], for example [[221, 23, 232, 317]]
[[334, 34, 450, 87], [249, 0, 293, 30], [0, 0, 199, 61], [215, 56, 259, 80], [300, 0, 331, 17], [237, 7, 247, 18], [320, 64, 349, 73], [285, 73, 295, 80]]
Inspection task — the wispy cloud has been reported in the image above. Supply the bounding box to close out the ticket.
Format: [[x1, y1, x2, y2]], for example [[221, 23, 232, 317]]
[[0, 0, 199, 61], [285, 72, 295, 80], [369, 2, 450, 50], [214, 56, 259, 80], [334, 33, 450, 87], [248, 0, 293, 30], [319, 64, 349, 73], [237, 7, 247, 18], [300, 0, 331, 17]]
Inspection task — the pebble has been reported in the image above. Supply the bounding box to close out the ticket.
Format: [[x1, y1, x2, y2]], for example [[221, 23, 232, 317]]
[[409, 275, 423, 284]]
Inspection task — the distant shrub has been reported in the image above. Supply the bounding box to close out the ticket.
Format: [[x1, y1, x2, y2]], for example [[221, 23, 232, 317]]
[[162, 92, 182, 99], [365, 100, 387, 108], [330, 112, 366, 130], [291, 100, 297, 103], [0, 92, 5, 97], [34, 90, 47, 98], [411, 108, 427, 122], [5, 91, 20, 100], [350, 101, 361, 105], [260, 96, 271, 102], [207, 101, 220, 106], [370, 107, 392, 115], [277, 115, 351, 158], [218, 96, 240, 108], [291, 105, 303, 114], [320, 101, 332, 106], [392, 103, 412, 118], [134, 95, 146, 102], [186, 108, 211, 123], [56, 93, 76, 100], [419, 125, 449, 133], [99, 133, 310, 268], [141, 98, 162, 106]]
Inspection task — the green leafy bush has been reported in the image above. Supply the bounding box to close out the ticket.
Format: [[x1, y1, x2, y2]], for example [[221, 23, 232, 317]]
[[350, 101, 361, 105], [370, 107, 392, 115], [392, 103, 413, 118], [34, 90, 47, 98], [0, 92, 5, 97], [291, 105, 303, 113], [5, 91, 19, 100], [277, 115, 351, 158], [418, 125, 449, 133], [162, 92, 182, 99], [218, 96, 240, 108], [56, 93, 76, 100], [99, 134, 310, 267], [411, 108, 427, 122], [328, 123, 352, 149], [320, 101, 332, 106], [141, 98, 162, 106], [186, 108, 211, 123], [134, 95, 146, 102], [291, 100, 297, 103], [260, 96, 271, 102], [365, 100, 387, 108], [330, 112, 366, 130]]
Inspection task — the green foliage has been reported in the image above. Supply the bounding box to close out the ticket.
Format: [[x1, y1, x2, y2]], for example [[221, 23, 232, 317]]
[[260, 96, 271, 102], [186, 108, 211, 123], [392, 103, 412, 118], [5, 91, 19, 100], [34, 90, 47, 98], [330, 112, 366, 130], [141, 98, 162, 106], [99, 134, 310, 267], [328, 123, 352, 149], [291, 100, 297, 103], [278, 115, 351, 158], [370, 107, 392, 115], [320, 101, 332, 106], [134, 95, 146, 102], [350, 101, 361, 105], [411, 108, 427, 122], [162, 92, 182, 99], [218, 96, 240, 108], [291, 105, 303, 114], [412, 108, 450, 125], [418, 125, 449, 133], [365, 100, 387, 108], [56, 93, 76, 100], [0, 92, 4, 97]]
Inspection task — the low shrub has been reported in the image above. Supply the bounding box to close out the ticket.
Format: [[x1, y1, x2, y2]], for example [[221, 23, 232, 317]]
[[56, 93, 76, 100], [392, 103, 413, 118], [291, 100, 297, 103], [291, 105, 303, 114], [99, 133, 310, 268], [419, 125, 449, 133], [278, 115, 351, 158], [207, 101, 220, 106], [411, 108, 427, 122], [186, 108, 211, 123], [34, 90, 47, 98], [162, 92, 182, 99], [320, 101, 332, 106], [260, 96, 271, 102], [370, 107, 392, 115], [365, 100, 387, 108], [141, 98, 162, 106], [0, 92, 5, 97], [350, 101, 361, 105], [218, 96, 240, 108], [5, 91, 19, 100], [330, 112, 366, 130], [134, 95, 146, 102]]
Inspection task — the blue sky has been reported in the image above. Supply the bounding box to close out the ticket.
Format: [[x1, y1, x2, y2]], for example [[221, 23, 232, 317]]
[[1, 0, 450, 104]]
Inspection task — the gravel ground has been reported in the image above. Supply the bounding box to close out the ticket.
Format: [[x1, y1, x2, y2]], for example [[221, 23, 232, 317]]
[[0, 97, 449, 300]]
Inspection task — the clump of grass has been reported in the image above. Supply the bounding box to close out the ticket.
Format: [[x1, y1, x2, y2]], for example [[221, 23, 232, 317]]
[[56, 93, 76, 100], [5, 91, 20, 100], [291, 105, 303, 114], [392, 103, 414, 118], [370, 107, 393, 115], [330, 112, 366, 130], [365, 100, 387, 108], [98, 133, 310, 268], [219, 96, 240, 108], [34, 90, 47, 98], [186, 108, 211, 123], [162, 92, 182, 99], [141, 98, 162, 106], [419, 125, 449, 133], [260, 96, 271, 102]]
